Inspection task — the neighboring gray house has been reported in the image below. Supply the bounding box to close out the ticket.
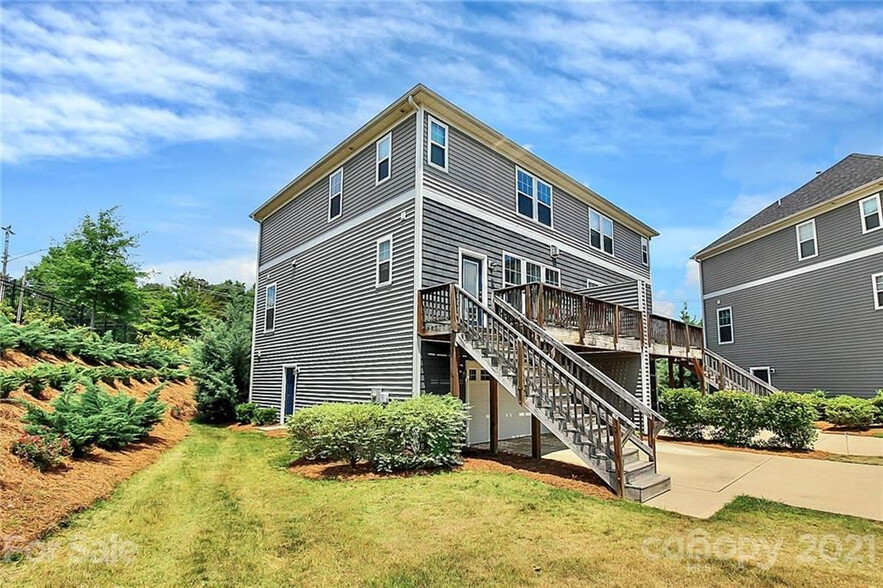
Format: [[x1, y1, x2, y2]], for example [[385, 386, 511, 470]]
[[248, 84, 704, 500], [694, 154, 883, 398]]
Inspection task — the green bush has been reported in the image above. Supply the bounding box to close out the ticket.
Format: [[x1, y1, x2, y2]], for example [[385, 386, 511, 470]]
[[191, 312, 251, 422], [705, 390, 763, 446], [373, 395, 469, 472], [825, 395, 875, 429], [288, 402, 383, 466], [870, 390, 883, 425], [762, 393, 818, 450], [10, 432, 72, 471], [193, 367, 239, 423], [658, 388, 706, 440], [234, 402, 256, 424], [252, 407, 278, 426], [805, 390, 829, 421], [22, 380, 166, 456]]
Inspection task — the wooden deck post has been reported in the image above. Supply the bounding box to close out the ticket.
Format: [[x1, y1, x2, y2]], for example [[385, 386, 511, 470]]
[[678, 362, 685, 388], [578, 296, 586, 345], [489, 378, 499, 455], [667, 319, 673, 355], [449, 284, 460, 398], [516, 341, 525, 405], [612, 419, 626, 498], [613, 304, 620, 348], [692, 357, 706, 394], [531, 416, 542, 458], [667, 356, 675, 389], [536, 283, 545, 328], [416, 290, 425, 336], [525, 285, 533, 320]]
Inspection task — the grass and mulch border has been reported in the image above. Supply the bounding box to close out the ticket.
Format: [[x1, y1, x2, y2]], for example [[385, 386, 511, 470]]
[[815, 421, 883, 437]]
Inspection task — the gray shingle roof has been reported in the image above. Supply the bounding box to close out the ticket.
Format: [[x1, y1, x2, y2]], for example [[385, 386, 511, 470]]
[[695, 153, 883, 258]]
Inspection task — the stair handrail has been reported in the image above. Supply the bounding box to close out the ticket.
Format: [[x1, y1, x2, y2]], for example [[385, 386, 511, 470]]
[[703, 348, 779, 396], [494, 295, 667, 427]]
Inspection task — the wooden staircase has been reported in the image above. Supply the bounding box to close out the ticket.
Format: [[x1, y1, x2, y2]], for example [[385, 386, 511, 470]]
[[703, 349, 779, 396], [419, 284, 671, 502]]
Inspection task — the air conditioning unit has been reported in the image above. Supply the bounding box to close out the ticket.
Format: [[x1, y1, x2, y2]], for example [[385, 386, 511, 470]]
[[371, 387, 389, 405], [549, 244, 560, 258]]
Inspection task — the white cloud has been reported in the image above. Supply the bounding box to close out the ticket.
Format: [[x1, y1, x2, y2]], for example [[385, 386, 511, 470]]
[[145, 255, 255, 285], [685, 260, 701, 290]]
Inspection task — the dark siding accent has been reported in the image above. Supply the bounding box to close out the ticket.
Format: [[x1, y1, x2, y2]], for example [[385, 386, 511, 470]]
[[704, 253, 883, 397], [252, 200, 415, 410], [703, 198, 883, 293], [260, 113, 416, 265], [422, 199, 630, 292], [422, 112, 650, 278]]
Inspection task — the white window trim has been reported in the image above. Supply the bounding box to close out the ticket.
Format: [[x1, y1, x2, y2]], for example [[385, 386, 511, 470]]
[[375, 234, 394, 288], [501, 251, 561, 288], [859, 194, 882, 234], [514, 166, 554, 229], [328, 167, 343, 222], [544, 267, 561, 287], [641, 237, 649, 266], [588, 208, 615, 257], [749, 366, 772, 385], [264, 283, 277, 333], [585, 279, 604, 289], [873, 272, 883, 311], [458, 248, 488, 305], [427, 115, 448, 172], [717, 306, 734, 345], [375, 132, 392, 186], [795, 219, 818, 261]]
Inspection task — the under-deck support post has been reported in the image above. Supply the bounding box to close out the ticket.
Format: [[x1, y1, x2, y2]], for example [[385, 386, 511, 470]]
[[449, 284, 460, 399], [531, 415, 542, 458], [667, 356, 675, 389], [489, 378, 499, 455], [678, 362, 685, 388]]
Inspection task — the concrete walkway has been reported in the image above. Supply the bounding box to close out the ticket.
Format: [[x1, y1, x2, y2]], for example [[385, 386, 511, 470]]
[[815, 431, 883, 456], [545, 441, 883, 521]]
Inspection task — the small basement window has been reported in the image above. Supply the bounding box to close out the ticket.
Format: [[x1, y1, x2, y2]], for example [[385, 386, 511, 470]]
[[860, 194, 882, 233], [589, 209, 614, 255], [328, 168, 343, 221], [796, 219, 817, 260], [264, 283, 277, 333], [376, 133, 391, 184], [428, 117, 448, 171], [717, 306, 733, 345], [873, 273, 883, 310], [376, 235, 393, 287]]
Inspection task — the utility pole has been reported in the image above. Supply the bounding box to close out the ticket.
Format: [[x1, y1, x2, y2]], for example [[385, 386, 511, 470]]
[[0, 225, 13, 304]]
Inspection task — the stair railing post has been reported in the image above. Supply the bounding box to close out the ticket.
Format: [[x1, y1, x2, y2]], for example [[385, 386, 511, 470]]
[[612, 304, 620, 348], [449, 284, 460, 399], [524, 285, 533, 320], [517, 341, 525, 405], [612, 418, 626, 498], [578, 296, 586, 345], [416, 289, 425, 336], [536, 283, 545, 328]]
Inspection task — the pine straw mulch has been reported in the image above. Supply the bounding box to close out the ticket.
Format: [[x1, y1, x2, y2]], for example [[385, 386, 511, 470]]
[[660, 437, 838, 460], [0, 354, 196, 553], [288, 448, 615, 500], [815, 421, 883, 438]]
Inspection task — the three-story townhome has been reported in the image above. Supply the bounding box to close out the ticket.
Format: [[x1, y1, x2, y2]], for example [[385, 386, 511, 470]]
[[694, 154, 883, 397]]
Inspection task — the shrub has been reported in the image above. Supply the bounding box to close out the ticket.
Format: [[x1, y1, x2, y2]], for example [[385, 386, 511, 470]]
[[251, 407, 278, 426], [191, 312, 251, 422], [762, 393, 818, 450], [373, 395, 469, 472], [869, 390, 883, 425], [805, 390, 829, 421], [658, 388, 706, 440], [825, 396, 875, 429], [10, 433, 72, 471], [705, 390, 763, 446], [288, 402, 383, 466], [22, 380, 166, 455], [234, 402, 256, 424], [193, 367, 239, 423]]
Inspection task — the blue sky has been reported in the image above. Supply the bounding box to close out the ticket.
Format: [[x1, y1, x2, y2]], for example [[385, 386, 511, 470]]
[[2, 2, 881, 317]]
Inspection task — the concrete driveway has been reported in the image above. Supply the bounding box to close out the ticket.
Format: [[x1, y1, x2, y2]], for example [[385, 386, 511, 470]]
[[545, 440, 883, 521]]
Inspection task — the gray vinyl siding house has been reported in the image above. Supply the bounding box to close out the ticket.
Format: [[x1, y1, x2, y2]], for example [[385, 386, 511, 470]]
[[249, 84, 658, 422], [695, 154, 883, 398]]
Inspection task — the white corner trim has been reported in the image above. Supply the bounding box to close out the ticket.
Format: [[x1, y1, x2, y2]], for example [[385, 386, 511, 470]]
[[259, 189, 414, 272], [247, 221, 262, 404], [424, 187, 647, 283], [703, 244, 883, 299], [412, 104, 425, 398]]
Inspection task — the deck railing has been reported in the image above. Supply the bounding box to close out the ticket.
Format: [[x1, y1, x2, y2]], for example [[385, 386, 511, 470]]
[[649, 314, 704, 354], [495, 283, 644, 347]]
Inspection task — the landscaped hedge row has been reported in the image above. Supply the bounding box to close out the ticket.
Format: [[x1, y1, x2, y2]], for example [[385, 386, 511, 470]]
[[235, 402, 279, 426], [0, 320, 187, 368], [660, 388, 819, 449], [0, 363, 188, 399], [288, 395, 469, 471], [11, 380, 166, 470]]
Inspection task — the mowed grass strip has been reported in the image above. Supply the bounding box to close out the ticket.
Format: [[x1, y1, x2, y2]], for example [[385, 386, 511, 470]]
[[1, 425, 880, 587]]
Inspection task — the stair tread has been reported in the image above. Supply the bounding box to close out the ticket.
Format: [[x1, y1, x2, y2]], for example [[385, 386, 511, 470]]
[[625, 472, 670, 489]]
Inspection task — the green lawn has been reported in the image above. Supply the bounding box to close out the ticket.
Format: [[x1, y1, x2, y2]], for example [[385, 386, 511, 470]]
[[2, 425, 881, 587]]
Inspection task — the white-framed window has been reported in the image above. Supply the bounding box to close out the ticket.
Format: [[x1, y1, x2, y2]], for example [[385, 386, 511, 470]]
[[873, 273, 883, 310], [502, 252, 560, 288], [750, 366, 772, 385], [585, 279, 602, 289], [328, 168, 343, 221], [717, 306, 734, 345], [376, 133, 391, 185], [589, 209, 614, 256], [264, 283, 277, 333], [375, 235, 393, 287], [641, 237, 649, 266], [515, 168, 553, 227], [428, 116, 448, 172], [859, 194, 882, 234], [796, 219, 817, 260]]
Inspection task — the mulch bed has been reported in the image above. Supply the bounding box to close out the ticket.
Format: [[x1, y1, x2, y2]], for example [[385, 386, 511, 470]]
[[0, 350, 196, 553], [660, 437, 836, 460], [288, 449, 614, 500], [815, 421, 883, 437]]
